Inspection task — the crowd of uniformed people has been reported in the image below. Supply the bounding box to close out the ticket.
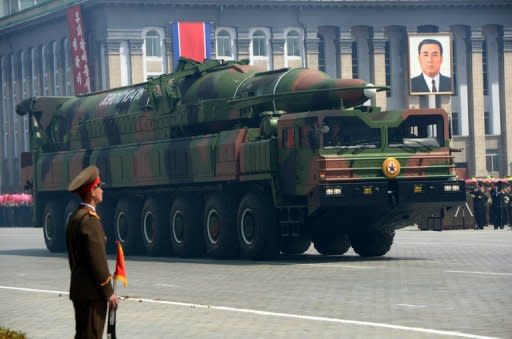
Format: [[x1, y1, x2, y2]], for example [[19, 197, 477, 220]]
[[467, 178, 512, 230]]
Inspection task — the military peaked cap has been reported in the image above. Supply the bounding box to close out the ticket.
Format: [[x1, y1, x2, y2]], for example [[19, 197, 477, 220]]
[[68, 165, 100, 193]]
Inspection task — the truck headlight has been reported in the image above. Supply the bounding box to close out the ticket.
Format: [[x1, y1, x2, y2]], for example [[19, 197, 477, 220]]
[[444, 184, 460, 192], [413, 184, 423, 193], [325, 186, 343, 196]]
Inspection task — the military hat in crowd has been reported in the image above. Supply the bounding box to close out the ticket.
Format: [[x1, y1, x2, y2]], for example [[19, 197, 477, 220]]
[[68, 165, 102, 193]]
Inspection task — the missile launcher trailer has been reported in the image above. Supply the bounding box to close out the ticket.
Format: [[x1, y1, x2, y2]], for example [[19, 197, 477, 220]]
[[17, 58, 465, 259]]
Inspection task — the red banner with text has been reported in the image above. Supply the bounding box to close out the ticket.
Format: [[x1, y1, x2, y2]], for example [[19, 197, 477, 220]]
[[67, 5, 91, 94]]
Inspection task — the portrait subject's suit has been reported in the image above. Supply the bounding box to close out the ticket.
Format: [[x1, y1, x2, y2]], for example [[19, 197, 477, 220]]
[[410, 73, 451, 93]]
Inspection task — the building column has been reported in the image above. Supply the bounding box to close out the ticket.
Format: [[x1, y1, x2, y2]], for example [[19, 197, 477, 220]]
[[304, 29, 319, 70], [372, 30, 386, 109], [119, 41, 132, 86], [483, 25, 502, 136], [469, 28, 487, 177], [7, 54, 15, 191], [451, 25, 470, 137], [385, 26, 407, 110], [351, 26, 371, 83], [502, 28, 512, 175], [318, 26, 338, 78], [163, 38, 170, 74], [0, 56, 6, 190], [339, 30, 352, 79]]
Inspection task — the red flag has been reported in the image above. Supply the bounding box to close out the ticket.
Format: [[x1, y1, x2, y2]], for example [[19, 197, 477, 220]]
[[113, 241, 127, 287], [171, 21, 211, 67]]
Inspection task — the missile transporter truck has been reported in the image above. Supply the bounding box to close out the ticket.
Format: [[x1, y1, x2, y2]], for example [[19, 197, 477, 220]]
[[17, 58, 465, 259]]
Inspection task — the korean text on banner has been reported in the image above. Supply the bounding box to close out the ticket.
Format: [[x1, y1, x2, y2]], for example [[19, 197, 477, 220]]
[[67, 5, 91, 94]]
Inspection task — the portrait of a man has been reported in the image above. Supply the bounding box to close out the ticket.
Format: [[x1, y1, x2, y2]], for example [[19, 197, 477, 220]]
[[409, 33, 453, 95]]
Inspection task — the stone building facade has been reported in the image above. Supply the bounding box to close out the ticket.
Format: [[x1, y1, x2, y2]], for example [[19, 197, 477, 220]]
[[0, 0, 511, 192]]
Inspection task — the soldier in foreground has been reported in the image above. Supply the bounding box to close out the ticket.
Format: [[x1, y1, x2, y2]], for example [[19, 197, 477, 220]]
[[66, 165, 119, 338]]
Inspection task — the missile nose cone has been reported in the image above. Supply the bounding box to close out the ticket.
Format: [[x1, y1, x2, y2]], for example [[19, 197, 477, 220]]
[[364, 83, 377, 99]]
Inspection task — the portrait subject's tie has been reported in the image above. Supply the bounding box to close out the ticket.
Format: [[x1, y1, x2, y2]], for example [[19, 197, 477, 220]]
[[432, 79, 437, 92]]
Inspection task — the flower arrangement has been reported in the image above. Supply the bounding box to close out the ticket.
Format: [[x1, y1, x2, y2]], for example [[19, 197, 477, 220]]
[[0, 194, 33, 207]]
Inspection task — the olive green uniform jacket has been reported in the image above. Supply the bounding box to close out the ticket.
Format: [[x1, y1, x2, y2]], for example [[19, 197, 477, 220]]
[[66, 208, 113, 301]]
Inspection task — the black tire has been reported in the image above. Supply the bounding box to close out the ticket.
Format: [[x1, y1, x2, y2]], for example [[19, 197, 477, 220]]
[[64, 199, 79, 227], [141, 198, 170, 257], [97, 201, 116, 254], [169, 195, 204, 258], [203, 193, 239, 259], [42, 201, 65, 252], [280, 235, 312, 255], [114, 199, 142, 255], [349, 230, 395, 257], [237, 192, 279, 260], [313, 231, 350, 255]]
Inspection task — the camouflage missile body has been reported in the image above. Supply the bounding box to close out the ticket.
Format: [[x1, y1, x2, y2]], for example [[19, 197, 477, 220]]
[[17, 58, 465, 259]]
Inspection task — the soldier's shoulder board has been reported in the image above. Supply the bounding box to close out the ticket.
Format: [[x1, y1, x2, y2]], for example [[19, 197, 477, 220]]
[[88, 210, 100, 219]]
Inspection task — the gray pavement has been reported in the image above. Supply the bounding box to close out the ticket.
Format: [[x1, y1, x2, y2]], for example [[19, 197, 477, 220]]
[[0, 226, 511, 338]]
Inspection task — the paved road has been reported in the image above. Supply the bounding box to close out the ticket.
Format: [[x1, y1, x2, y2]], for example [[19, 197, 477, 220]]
[[0, 226, 511, 339]]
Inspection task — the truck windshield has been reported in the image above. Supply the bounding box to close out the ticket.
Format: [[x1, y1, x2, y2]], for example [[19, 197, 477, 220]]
[[388, 115, 444, 149], [323, 117, 380, 149]]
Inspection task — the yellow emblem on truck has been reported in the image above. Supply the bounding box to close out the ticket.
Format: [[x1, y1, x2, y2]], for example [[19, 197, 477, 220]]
[[382, 157, 400, 178]]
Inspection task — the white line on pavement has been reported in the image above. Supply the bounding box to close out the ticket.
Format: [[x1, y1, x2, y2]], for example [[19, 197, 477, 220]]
[[396, 303, 427, 308], [404, 242, 512, 247], [154, 283, 180, 288], [302, 264, 372, 269], [445, 270, 512, 277], [0, 285, 69, 295], [0, 284, 498, 339]]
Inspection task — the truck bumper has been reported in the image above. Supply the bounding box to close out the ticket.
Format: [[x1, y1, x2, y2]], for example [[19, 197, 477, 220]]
[[308, 179, 466, 229]]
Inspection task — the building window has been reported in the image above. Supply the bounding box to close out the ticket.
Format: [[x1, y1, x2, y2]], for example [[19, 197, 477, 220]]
[[385, 41, 391, 97], [451, 112, 460, 136], [482, 40, 488, 96], [484, 111, 490, 135], [19, 0, 34, 10], [216, 29, 232, 59], [62, 38, 72, 95], [486, 149, 500, 173], [143, 28, 165, 79], [286, 30, 301, 57], [351, 41, 358, 79], [51, 41, 59, 95], [145, 30, 161, 57], [252, 30, 267, 57], [318, 34, 325, 72]]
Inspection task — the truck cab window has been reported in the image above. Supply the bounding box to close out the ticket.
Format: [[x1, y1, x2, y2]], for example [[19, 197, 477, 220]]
[[323, 117, 380, 149], [389, 115, 444, 148]]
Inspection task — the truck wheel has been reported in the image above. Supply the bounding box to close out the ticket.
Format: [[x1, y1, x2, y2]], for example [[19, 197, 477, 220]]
[[349, 230, 395, 257], [64, 199, 79, 227], [203, 193, 239, 259], [141, 198, 170, 257], [280, 235, 312, 255], [43, 201, 65, 252], [237, 192, 279, 260], [169, 195, 204, 257], [114, 199, 142, 255], [97, 201, 116, 254], [313, 232, 350, 255]]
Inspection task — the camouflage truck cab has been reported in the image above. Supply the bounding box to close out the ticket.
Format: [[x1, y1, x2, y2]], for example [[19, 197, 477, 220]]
[[17, 57, 465, 259]]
